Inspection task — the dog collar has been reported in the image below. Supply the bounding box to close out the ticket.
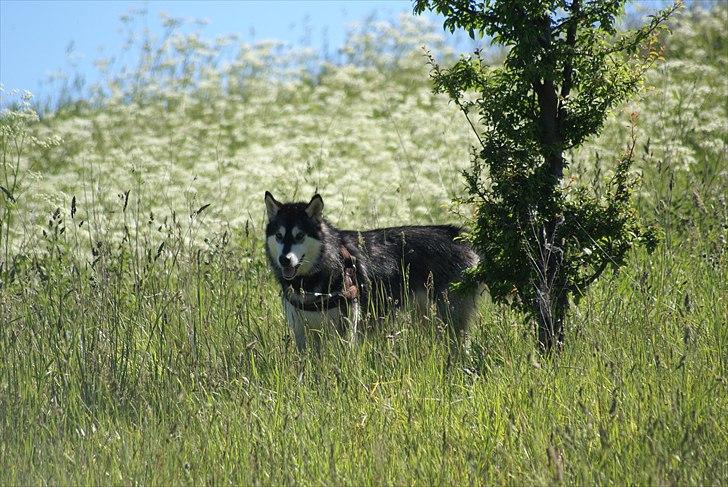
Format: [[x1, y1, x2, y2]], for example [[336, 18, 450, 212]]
[[286, 245, 359, 312]]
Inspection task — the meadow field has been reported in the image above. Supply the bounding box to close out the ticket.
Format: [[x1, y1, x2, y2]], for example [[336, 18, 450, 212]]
[[1, 5, 726, 485]]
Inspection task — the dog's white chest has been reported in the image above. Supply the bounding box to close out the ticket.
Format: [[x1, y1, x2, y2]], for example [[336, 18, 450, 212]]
[[283, 298, 359, 351], [284, 299, 343, 331]]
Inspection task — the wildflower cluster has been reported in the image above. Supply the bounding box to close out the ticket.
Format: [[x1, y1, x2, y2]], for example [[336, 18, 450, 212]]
[[0, 6, 725, 273]]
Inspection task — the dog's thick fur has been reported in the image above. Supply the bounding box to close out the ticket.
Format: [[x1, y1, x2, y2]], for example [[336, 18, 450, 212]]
[[264, 192, 480, 351]]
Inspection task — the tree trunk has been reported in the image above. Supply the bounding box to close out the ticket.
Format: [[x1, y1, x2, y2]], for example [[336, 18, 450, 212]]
[[536, 283, 567, 353], [534, 216, 567, 353]]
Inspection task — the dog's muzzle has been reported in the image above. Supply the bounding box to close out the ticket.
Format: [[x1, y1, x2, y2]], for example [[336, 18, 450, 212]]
[[281, 254, 304, 280]]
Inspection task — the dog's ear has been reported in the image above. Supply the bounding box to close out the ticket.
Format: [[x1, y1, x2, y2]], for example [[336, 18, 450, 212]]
[[305, 194, 324, 220], [264, 191, 281, 220]]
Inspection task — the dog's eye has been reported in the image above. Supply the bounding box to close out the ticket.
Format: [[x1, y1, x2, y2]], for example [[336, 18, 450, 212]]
[[294, 233, 305, 242], [275, 232, 283, 241]]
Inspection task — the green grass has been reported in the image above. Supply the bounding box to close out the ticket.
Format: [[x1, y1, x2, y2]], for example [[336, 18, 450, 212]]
[[0, 220, 725, 484], [1, 5, 727, 485]]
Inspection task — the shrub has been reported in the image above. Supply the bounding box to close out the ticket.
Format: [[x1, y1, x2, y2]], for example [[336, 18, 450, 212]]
[[414, 0, 678, 350]]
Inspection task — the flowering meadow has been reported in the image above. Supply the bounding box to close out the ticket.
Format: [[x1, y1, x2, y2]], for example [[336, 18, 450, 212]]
[[1, 5, 726, 484]]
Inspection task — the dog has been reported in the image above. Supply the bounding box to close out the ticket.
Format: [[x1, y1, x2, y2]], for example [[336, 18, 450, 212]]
[[264, 191, 480, 351]]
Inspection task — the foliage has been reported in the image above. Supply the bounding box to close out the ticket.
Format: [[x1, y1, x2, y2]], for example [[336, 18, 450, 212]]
[[0, 5, 726, 484], [415, 0, 679, 349]]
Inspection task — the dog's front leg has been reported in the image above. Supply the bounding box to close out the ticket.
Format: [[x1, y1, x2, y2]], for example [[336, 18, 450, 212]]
[[346, 300, 361, 347], [284, 299, 307, 351]]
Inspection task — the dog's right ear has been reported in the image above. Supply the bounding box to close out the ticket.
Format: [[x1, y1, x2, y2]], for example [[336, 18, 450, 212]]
[[264, 191, 281, 220]]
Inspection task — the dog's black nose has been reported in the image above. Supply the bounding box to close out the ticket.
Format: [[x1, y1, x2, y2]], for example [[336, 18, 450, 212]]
[[279, 255, 291, 266]]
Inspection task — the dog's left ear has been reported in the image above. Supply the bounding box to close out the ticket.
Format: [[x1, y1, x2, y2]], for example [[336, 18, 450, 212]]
[[305, 194, 324, 220], [265, 191, 281, 220]]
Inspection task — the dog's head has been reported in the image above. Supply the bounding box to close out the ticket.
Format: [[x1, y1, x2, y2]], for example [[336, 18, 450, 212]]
[[264, 191, 325, 280]]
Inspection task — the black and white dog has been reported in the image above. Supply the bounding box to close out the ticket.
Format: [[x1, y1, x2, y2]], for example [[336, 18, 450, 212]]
[[264, 192, 480, 351]]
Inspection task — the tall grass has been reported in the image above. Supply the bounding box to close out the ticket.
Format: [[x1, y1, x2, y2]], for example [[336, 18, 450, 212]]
[[1, 5, 726, 484]]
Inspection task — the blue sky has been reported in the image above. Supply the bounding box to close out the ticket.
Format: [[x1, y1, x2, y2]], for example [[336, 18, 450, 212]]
[[0, 1, 424, 106]]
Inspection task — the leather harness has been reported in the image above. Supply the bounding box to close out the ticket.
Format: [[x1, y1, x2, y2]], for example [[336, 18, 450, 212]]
[[286, 245, 359, 312]]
